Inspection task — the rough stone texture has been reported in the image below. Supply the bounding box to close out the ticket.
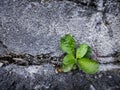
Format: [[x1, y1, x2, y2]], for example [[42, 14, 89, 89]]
[[105, 0, 120, 53], [0, 64, 119, 90], [0, 41, 8, 56], [0, 0, 120, 90], [0, 0, 120, 57]]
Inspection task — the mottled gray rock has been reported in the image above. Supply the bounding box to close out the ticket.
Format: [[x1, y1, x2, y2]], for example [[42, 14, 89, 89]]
[[0, 0, 120, 89], [0, 0, 120, 58], [105, 0, 120, 52], [71, 0, 95, 5], [0, 41, 8, 56], [0, 64, 120, 90]]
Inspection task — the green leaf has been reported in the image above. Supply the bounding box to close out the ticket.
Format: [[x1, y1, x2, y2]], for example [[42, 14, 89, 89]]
[[62, 64, 74, 72], [62, 54, 76, 65], [78, 58, 99, 74], [76, 43, 89, 59], [62, 54, 76, 72], [72, 64, 77, 70], [60, 34, 76, 55], [84, 46, 92, 58]]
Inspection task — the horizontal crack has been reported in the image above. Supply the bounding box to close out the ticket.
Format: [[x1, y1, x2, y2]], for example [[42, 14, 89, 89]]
[[0, 52, 120, 66], [0, 53, 63, 67]]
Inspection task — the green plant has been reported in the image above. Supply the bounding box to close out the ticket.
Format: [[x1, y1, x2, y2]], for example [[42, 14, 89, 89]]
[[60, 34, 99, 74]]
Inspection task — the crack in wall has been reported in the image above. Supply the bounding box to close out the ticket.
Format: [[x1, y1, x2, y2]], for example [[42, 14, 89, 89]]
[[0, 53, 63, 67], [0, 0, 119, 73], [0, 51, 119, 67]]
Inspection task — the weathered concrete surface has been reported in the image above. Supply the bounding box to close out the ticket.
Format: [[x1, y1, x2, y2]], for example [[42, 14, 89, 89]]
[[0, 0, 120, 58], [0, 64, 119, 90]]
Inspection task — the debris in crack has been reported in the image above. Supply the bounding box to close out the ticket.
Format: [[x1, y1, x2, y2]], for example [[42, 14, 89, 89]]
[[0, 53, 63, 67]]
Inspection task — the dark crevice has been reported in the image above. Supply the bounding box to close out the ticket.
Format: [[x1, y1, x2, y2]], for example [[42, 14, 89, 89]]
[[98, 52, 120, 65], [0, 51, 120, 67], [113, 52, 120, 65], [0, 53, 63, 67], [29, 0, 97, 9], [68, 0, 97, 8]]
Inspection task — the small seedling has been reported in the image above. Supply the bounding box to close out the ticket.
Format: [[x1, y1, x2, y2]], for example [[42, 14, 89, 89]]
[[60, 34, 99, 74]]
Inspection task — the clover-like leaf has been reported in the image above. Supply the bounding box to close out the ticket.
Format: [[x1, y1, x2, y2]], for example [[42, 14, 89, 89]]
[[76, 43, 89, 59], [72, 64, 77, 70], [78, 58, 99, 74], [62, 54, 76, 72], [62, 64, 74, 72], [84, 46, 92, 58], [60, 34, 76, 55]]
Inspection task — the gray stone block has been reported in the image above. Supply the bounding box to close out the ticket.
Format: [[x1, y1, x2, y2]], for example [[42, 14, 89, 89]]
[[0, 0, 119, 57], [0, 64, 119, 90]]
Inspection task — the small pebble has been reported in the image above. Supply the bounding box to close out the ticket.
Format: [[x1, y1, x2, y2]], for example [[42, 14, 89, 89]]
[[108, 76, 112, 78], [55, 68, 62, 74], [0, 62, 3, 67], [13, 58, 24, 61]]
